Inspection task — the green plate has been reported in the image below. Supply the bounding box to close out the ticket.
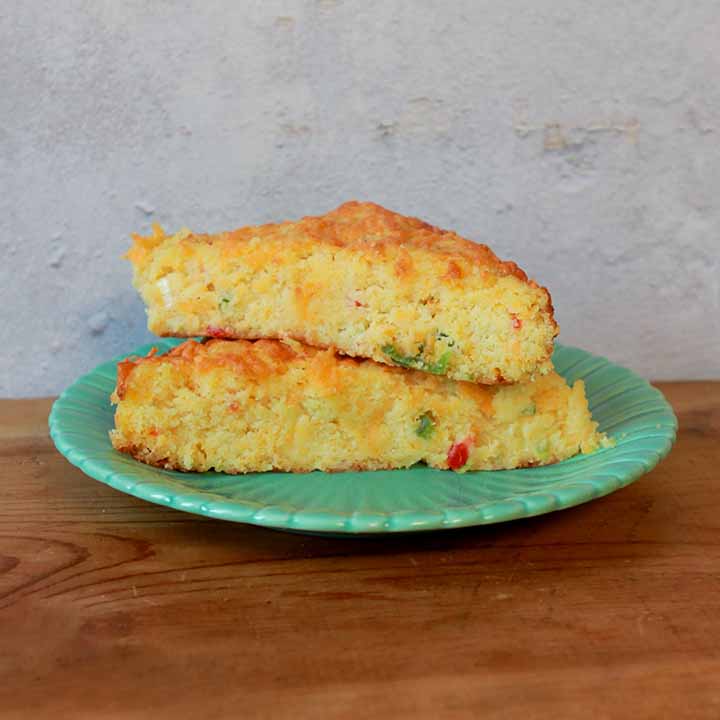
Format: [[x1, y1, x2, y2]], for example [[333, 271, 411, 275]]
[[49, 341, 677, 535]]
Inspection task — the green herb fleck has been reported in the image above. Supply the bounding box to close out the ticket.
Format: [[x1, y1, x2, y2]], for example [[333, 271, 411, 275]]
[[382, 344, 452, 375], [424, 350, 452, 375], [381, 344, 424, 370], [416, 411, 436, 439], [218, 296, 231, 311], [521, 402, 536, 416]]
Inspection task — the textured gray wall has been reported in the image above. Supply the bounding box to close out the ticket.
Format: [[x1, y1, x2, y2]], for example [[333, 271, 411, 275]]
[[1, 0, 718, 397]]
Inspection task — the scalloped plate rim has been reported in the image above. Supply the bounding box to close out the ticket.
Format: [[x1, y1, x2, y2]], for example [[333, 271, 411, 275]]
[[49, 342, 677, 535]]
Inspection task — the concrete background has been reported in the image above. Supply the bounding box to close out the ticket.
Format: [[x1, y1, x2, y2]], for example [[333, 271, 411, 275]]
[[1, 0, 718, 397]]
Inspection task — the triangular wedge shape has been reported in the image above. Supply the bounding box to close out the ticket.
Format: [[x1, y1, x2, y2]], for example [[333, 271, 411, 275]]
[[126, 201, 558, 384], [111, 338, 607, 474]]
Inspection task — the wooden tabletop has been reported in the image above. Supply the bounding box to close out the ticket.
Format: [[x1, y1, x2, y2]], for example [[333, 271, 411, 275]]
[[1, 383, 718, 719]]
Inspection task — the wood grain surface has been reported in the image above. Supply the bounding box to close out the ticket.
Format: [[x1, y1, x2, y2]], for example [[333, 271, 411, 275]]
[[1, 384, 718, 719]]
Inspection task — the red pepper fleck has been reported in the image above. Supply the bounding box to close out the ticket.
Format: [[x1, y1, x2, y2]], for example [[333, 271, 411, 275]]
[[148, 428, 159, 437], [206, 326, 229, 338], [447, 441, 469, 470], [354, 299, 366, 307], [511, 314, 522, 330], [228, 401, 239, 412]]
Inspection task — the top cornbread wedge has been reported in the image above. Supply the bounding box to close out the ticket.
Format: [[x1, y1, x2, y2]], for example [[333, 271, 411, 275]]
[[127, 201, 558, 384]]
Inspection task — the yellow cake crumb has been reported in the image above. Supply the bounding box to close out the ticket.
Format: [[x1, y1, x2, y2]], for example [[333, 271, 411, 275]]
[[126, 201, 558, 384], [110, 339, 606, 474]]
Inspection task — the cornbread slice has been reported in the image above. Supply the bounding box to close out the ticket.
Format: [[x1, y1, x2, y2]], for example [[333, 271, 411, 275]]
[[110, 339, 606, 474], [127, 201, 558, 384]]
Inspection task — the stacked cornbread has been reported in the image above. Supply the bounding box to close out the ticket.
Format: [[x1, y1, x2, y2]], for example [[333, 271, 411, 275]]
[[111, 201, 607, 473]]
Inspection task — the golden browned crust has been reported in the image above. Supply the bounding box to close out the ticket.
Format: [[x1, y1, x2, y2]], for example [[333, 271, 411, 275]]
[[150, 201, 546, 287], [115, 338, 308, 400]]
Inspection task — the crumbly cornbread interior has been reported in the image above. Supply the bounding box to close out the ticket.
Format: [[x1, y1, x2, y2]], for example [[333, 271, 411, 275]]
[[127, 201, 558, 384], [111, 339, 606, 474]]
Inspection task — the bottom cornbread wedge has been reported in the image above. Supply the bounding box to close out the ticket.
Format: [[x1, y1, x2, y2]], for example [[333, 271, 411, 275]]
[[110, 339, 607, 473]]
